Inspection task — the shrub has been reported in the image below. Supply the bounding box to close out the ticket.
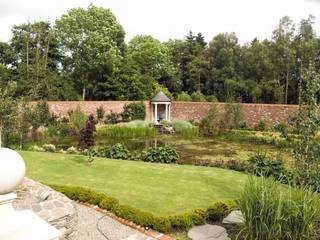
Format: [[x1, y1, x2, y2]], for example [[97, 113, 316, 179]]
[[69, 106, 87, 134], [207, 201, 236, 221], [205, 95, 218, 102], [247, 152, 287, 181], [66, 146, 79, 154], [191, 91, 206, 102], [105, 143, 131, 160], [96, 106, 105, 122], [51, 184, 235, 233], [171, 120, 193, 133], [42, 144, 56, 152], [29, 145, 45, 152], [105, 111, 121, 124], [176, 92, 192, 101], [78, 115, 97, 149], [122, 102, 146, 122], [255, 119, 267, 131], [200, 105, 219, 136], [224, 103, 245, 129], [143, 147, 179, 163], [238, 177, 320, 240]]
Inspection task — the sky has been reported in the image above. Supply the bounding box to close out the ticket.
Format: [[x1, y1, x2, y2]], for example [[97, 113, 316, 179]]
[[0, 0, 319, 44]]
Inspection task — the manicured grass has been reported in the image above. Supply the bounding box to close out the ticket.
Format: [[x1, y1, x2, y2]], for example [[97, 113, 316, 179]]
[[20, 151, 247, 216]]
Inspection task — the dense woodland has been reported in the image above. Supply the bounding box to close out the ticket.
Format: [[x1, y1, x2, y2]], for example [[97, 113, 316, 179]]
[[0, 4, 320, 104]]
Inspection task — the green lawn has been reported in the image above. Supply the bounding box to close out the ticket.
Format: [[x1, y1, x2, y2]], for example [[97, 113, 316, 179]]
[[20, 151, 248, 216]]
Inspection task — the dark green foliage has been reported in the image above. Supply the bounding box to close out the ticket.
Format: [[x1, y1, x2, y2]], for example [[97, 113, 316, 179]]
[[96, 106, 105, 122], [122, 102, 146, 122], [78, 115, 97, 149], [51, 184, 235, 233], [105, 111, 120, 124], [143, 147, 180, 163], [247, 152, 287, 180], [207, 201, 237, 221], [200, 105, 219, 136], [255, 119, 267, 131], [105, 143, 131, 160], [224, 103, 245, 129]]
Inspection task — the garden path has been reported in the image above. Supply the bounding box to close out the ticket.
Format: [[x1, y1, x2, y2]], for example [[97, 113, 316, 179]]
[[73, 203, 154, 240]]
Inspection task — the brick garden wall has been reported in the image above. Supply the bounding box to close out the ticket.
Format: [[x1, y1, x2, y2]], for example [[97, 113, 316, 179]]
[[44, 101, 298, 127], [171, 102, 298, 127]]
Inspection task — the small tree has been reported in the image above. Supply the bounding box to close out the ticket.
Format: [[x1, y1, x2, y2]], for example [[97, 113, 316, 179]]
[[17, 101, 31, 149], [0, 82, 17, 147], [96, 106, 105, 122], [69, 106, 87, 135], [122, 102, 146, 122], [78, 115, 97, 149], [200, 104, 219, 136]]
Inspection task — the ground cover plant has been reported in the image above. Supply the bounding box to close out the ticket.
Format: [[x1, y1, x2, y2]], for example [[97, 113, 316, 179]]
[[20, 150, 247, 216]]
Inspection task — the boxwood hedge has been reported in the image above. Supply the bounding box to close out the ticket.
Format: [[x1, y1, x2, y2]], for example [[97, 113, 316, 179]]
[[51, 184, 236, 233]]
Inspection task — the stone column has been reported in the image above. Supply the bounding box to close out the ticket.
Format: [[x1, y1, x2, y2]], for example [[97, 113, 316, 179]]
[[154, 103, 158, 123], [168, 104, 171, 121]]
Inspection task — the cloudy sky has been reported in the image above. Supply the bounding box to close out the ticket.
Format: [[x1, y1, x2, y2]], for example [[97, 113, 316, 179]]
[[0, 0, 319, 44]]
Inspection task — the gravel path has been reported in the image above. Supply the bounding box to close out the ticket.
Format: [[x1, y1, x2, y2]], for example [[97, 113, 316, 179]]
[[72, 203, 153, 240]]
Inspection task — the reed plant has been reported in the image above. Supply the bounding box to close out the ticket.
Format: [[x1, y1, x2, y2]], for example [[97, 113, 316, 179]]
[[97, 121, 156, 140], [237, 177, 320, 240]]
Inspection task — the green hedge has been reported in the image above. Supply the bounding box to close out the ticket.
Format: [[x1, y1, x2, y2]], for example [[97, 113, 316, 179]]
[[51, 185, 236, 233]]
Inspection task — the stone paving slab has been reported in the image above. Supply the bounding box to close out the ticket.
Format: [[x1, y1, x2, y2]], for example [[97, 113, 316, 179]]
[[188, 224, 230, 240]]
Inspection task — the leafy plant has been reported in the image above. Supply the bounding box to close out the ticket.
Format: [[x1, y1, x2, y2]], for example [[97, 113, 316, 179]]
[[200, 105, 219, 136], [105, 143, 130, 160], [191, 91, 206, 102], [255, 119, 267, 131], [176, 91, 192, 101], [69, 106, 87, 134], [143, 147, 179, 163], [96, 106, 105, 122], [105, 110, 121, 124], [122, 102, 146, 122], [224, 103, 245, 129], [78, 115, 97, 149], [247, 152, 287, 181]]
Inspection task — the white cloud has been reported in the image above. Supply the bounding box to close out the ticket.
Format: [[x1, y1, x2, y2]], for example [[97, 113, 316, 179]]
[[0, 0, 319, 44]]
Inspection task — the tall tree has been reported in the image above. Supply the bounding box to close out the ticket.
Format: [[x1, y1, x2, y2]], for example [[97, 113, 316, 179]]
[[55, 5, 125, 100], [271, 16, 296, 104]]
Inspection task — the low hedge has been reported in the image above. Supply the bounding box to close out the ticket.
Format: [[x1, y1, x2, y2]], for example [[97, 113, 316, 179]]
[[51, 184, 236, 233]]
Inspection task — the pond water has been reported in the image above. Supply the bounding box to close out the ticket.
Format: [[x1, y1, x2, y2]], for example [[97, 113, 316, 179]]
[[95, 135, 291, 165]]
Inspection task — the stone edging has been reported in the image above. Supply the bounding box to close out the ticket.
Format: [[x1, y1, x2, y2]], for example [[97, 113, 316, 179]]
[[80, 202, 174, 240]]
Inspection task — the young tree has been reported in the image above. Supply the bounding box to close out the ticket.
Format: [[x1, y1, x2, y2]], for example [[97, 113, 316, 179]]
[[0, 82, 17, 147]]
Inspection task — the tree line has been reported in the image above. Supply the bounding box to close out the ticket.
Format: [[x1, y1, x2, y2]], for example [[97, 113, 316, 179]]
[[0, 4, 319, 104]]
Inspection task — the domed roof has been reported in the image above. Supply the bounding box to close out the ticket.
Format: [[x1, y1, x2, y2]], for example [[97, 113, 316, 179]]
[[151, 91, 171, 102]]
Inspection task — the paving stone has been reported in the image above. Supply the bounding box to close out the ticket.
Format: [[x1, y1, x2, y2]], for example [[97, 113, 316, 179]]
[[222, 210, 244, 224], [188, 224, 230, 240]]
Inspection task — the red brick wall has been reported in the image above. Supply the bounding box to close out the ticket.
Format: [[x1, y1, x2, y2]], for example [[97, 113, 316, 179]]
[[171, 102, 298, 127], [42, 101, 151, 121], [42, 101, 298, 127]]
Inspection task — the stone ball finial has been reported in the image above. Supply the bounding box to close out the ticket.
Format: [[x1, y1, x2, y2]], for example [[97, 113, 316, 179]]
[[0, 148, 26, 194]]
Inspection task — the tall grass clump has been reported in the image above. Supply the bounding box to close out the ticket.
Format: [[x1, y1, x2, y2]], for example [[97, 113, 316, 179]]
[[172, 120, 199, 138], [97, 121, 156, 140], [238, 177, 320, 240]]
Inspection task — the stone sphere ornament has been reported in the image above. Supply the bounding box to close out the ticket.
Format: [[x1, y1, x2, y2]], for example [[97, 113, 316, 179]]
[[0, 148, 26, 194]]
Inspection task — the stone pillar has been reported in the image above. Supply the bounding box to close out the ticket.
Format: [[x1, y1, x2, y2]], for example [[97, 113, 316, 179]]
[[168, 104, 171, 121], [154, 103, 158, 123], [165, 104, 168, 121]]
